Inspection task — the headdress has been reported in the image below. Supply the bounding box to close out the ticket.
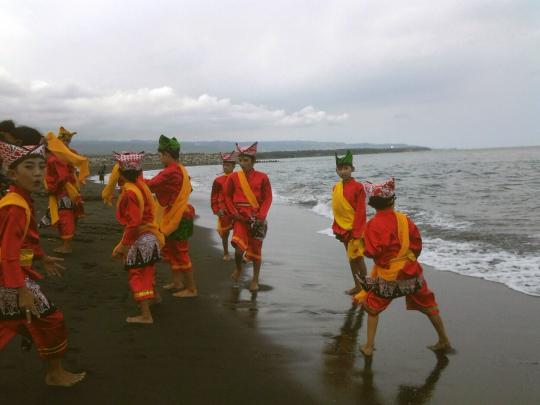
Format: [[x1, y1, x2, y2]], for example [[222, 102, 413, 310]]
[[365, 178, 395, 199], [220, 150, 238, 163], [0, 141, 46, 170], [57, 126, 77, 141], [158, 134, 180, 153], [114, 151, 145, 171], [335, 150, 353, 166], [235, 142, 258, 157]]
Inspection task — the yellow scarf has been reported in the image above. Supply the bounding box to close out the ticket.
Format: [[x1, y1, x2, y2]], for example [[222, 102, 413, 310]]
[[46, 132, 89, 182], [237, 170, 259, 209], [353, 211, 417, 303], [117, 182, 164, 247], [102, 163, 121, 205], [157, 164, 191, 236], [0, 192, 34, 265], [332, 180, 355, 231]]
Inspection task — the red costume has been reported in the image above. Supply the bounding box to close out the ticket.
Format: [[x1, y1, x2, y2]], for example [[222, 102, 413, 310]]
[[224, 169, 272, 261], [0, 186, 67, 358], [211, 173, 234, 237], [116, 178, 161, 301], [145, 162, 195, 273], [332, 178, 366, 243], [45, 152, 84, 240], [360, 209, 439, 315]]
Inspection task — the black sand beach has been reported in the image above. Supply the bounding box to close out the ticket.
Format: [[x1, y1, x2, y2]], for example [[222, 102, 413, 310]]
[[1, 182, 540, 404]]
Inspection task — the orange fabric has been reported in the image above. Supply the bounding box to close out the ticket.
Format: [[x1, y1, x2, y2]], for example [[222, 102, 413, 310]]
[[217, 216, 233, 238], [157, 164, 191, 236], [57, 209, 76, 240], [162, 240, 192, 272], [128, 264, 156, 301], [237, 170, 260, 208], [231, 210, 263, 261]]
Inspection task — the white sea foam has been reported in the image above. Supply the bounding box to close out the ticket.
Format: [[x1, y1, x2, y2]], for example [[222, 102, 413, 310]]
[[422, 238, 540, 297], [412, 210, 472, 231], [311, 201, 333, 219], [317, 227, 334, 237]]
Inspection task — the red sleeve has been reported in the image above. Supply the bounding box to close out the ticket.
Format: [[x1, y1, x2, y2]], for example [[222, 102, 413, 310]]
[[257, 174, 273, 220], [210, 179, 221, 214], [224, 174, 239, 217], [0, 206, 27, 288], [118, 191, 143, 246], [408, 217, 422, 258], [145, 169, 168, 193], [351, 184, 366, 239], [45, 157, 71, 194], [363, 222, 384, 260]]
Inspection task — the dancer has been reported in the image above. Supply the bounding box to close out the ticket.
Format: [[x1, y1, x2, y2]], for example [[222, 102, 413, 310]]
[[0, 138, 86, 386], [224, 142, 272, 292], [109, 152, 164, 323], [145, 135, 197, 297], [211, 151, 237, 261], [332, 150, 368, 295], [354, 178, 451, 356], [43, 127, 88, 254]]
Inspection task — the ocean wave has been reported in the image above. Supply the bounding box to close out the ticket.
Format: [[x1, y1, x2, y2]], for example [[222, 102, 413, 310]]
[[311, 201, 333, 219], [422, 237, 540, 297]]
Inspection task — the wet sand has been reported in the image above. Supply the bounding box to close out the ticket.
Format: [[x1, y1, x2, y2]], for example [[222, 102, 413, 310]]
[[1, 182, 539, 404]]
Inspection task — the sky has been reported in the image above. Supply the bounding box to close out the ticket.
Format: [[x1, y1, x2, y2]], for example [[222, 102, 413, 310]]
[[0, 0, 538, 148]]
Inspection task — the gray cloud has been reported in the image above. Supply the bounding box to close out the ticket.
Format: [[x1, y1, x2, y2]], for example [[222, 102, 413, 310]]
[[0, 0, 538, 147]]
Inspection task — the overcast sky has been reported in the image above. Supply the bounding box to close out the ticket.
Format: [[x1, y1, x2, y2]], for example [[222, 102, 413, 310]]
[[1, 0, 538, 148]]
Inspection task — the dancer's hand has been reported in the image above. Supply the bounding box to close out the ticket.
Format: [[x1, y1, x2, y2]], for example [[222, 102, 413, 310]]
[[42, 256, 65, 277], [112, 243, 129, 260], [18, 286, 39, 323]]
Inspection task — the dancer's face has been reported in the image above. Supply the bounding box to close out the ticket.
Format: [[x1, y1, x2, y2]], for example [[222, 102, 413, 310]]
[[238, 156, 254, 171], [8, 157, 46, 193], [336, 165, 354, 180], [222, 162, 235, 174]]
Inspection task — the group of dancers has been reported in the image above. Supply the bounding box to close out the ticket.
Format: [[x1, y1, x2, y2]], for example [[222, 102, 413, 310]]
[[0, 120, 450, 388]]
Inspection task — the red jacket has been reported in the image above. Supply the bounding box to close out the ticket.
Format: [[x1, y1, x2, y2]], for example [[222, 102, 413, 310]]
[[224, 169, 272, 221], [0, 186, 45, 288], [116, 181, 156, 246], [332, 178, 366, 239]]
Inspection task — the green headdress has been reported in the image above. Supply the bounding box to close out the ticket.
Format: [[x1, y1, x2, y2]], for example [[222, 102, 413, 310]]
[[158, 134, 180, 153], [335, 150, 353, 166]]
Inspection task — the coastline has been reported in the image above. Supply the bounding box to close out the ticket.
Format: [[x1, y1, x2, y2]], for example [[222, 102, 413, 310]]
[[1, 183, 539, 404]]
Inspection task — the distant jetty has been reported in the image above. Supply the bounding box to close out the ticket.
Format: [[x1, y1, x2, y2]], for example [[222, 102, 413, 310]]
[[88, 146, 429, 173]]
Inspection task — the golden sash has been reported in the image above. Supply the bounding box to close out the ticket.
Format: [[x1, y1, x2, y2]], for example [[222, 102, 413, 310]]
[[332, 181, 355, 231], [45, 132, 89, 182], [117, 182, 164, 247], [102, 163, 121, 205], [47, 181, 81, 225], [157, 164, 191, 237], [237, 170, 259, 209], [0, 193, 34, 265]]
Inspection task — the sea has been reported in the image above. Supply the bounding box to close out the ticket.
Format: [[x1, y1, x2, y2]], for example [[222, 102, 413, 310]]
[[92, 146, 540, 297]]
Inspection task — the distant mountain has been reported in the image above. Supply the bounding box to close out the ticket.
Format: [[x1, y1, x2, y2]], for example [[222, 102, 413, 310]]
[[72, 140, 427, 155]]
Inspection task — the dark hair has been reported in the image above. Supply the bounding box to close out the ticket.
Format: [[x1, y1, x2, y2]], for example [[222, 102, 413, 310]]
[[239, 154, 256, 163], [0, 120, 16, 134], [12, 126, 43, 146], [368, 195, 396, 210], [336, 164, 354, 169], [120, 169, 142, 183], [159, 148, 179, 160]]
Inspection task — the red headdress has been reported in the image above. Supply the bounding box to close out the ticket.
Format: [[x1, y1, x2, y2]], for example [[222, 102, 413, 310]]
[[0, 141, 46, 170], [220, 150, 238, 163], [235, 142, 258, 157], [365, 177, 395, 199], [113, 151, 144, 171]]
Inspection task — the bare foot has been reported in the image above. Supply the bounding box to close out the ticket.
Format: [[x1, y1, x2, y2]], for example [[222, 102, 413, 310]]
[[360, 345, 374, 357], [45, 370, 86, 387], [126, 315, 153, 324], [230, 269, 241, 282], [345, 286, 361, 295], [223, 254, 232, 262], [249, 281, 259, 292], [172, 289, 198, 298], [163, 282, 183, 291], [428, 341, 452, 353], [53, 246, 73, 254]]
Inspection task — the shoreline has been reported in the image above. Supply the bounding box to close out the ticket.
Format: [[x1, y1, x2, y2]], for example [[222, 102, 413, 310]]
[[1, 182, 538, 404]]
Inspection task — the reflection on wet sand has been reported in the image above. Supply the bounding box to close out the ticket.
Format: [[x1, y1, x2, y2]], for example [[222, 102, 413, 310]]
[[323, 304, 450, 404], [223, 287, 259, 328]]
